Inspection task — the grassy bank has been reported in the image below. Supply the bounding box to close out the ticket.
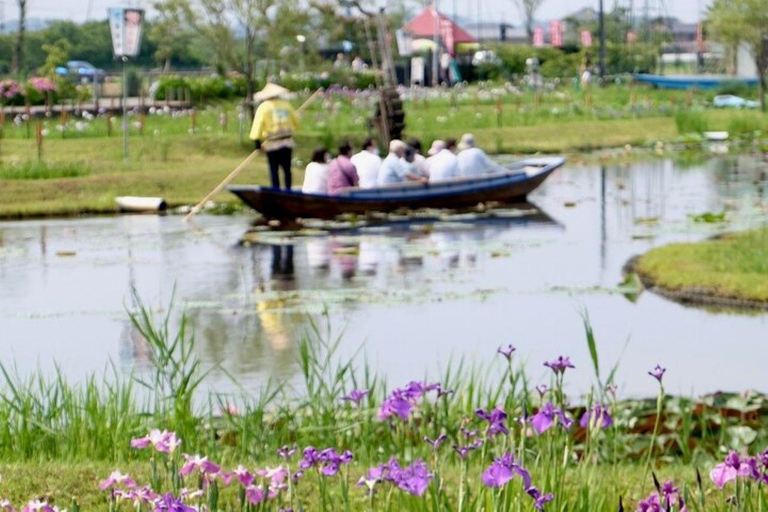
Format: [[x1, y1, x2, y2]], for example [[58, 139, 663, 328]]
[[0, 85, 767, 219], [635, 228, 768, 307], [0, 300, 766, 510]]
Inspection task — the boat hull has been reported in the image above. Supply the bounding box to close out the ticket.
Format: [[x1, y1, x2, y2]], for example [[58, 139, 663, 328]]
[[229, 156, 564, 220]]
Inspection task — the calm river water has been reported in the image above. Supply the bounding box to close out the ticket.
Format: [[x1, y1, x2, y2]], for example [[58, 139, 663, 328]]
[[1, 155, 766, 398]]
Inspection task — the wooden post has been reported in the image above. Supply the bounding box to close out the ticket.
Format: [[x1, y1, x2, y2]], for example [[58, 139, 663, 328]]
[[25, 104, 31, 139], [473, 93, 479, 112], [495, 97, 503, 127], [630, 91, 637, 109], [106, 114, 113, 137], [138, 113, 146, 136], [0, 108, 4, 159], [36, 120, 43, 161], [190, 109, 196, 134], [219, 111, 228, 133], [60, 110, 68, 139], [685, 90, 693, 107]]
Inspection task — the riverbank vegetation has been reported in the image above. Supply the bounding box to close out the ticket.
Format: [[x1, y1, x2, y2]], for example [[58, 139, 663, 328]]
[[0, 300, 766, 510], [1, 85, 767, 219], [635, 228, 768, 307]]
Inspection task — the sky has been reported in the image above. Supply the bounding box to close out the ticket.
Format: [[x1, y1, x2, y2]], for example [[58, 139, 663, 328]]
[[2, 0, 709, 26]]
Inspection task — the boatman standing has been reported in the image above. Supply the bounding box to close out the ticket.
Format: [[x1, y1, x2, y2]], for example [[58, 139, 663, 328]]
[[249, 83, 299, 190]]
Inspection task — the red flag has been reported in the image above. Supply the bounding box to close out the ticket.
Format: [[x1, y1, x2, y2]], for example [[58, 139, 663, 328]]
[[549, 20, 563, 47], [580, 30, 593, 47], [533, 27, 544, 47], [440, 18, 455, 57]]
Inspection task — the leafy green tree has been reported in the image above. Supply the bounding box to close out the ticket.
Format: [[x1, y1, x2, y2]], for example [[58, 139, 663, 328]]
[[149, 0, 194, 72], [39, 38, 71, 77], [708, 0, 768, 111], [12, 0, 27, 74]]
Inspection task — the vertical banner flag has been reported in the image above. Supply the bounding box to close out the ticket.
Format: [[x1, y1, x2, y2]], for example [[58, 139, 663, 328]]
[[533, 27, 545, 47], [626, 31, 637, 44], [440, 18, 455, 57], [695, 23, 704, 53], [580, 30, 593, 47], [549, 20, 563, 47], [108, 7, 145, 58]]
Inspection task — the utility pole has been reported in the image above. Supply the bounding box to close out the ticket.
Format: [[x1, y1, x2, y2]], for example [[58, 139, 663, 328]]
[[599, 0, 606, 82]]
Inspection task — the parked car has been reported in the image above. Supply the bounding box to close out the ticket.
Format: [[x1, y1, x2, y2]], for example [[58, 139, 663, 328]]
[[713, 94, 759, 109], [55, 61, 106, 83]]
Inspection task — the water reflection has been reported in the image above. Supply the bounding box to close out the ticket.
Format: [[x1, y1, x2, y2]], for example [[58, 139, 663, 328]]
[[0, 155, 766, 396]]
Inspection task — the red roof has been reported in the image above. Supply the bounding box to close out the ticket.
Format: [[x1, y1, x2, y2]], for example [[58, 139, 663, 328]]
[[402, 8, 476, 44]]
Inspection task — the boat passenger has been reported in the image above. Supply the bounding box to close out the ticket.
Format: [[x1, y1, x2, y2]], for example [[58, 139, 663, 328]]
[[301, 147, 330, 194], [407, 138, 429, 178], [378, 140, 427, 186], [427, 138, 460, 182], [457, 133, 506, 178], [351, 137, 382, 189], [249, 83, 299, 190], [327, 141, 360, 195]]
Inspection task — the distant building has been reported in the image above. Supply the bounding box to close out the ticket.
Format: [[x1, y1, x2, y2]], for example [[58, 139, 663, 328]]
[[463, 22, 528, 45]]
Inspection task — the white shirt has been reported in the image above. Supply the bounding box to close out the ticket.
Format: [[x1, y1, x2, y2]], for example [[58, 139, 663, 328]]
[[378, 153, 413, 185], [301, 162, 329, 194], [458, 147, 506, 178], [412, 154, 429, 177], [427, 149, 460, 182], [351, 150, 382, 189]]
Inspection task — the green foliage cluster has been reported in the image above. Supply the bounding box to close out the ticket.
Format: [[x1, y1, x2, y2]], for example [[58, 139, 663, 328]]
[[674, 110, 709, 135], [0, 20, 206, 75], [488, 43, 658, 79], [0, 160, 91, 180]]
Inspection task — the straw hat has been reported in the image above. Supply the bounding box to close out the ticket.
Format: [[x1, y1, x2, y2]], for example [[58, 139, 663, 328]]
[[427, 140, 446, 156], [254, 83, 289, 101], [457, 133, 476, 151]]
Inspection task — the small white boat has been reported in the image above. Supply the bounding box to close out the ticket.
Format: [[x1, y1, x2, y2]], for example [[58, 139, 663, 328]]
[[115, 196, 168, 213]]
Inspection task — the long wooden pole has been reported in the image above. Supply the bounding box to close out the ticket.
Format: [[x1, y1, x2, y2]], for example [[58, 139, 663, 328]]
[[296, 87, 324, 115], [183, 149, 260, 222], [183, 89, 323, 223]]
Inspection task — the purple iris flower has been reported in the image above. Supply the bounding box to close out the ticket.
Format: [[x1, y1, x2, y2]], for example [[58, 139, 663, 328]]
[[453, 439, 483, 459], [482, 454, 532, 489], [497, 344, 516, 361], [99, 470, 137, 490], [461, 427, 478, 439], [179, 454, 221, 477], [361, 458, 432, 496], [245, 485, 266, 505], [153, 493, 197, 511], [424, 434, 447, 450], [476, 407, 509, 436], [527, 487, 555, 510], [579, 404, 613, 429], [341, 389, 368, 405], [536, 385, 549, 398], [648, 364, 666, 383], [378, 390, 413, 421], [531, 403, 573, 434], [402, 381, 439, 400], [435, 384, 454, 398], [710, 451, 755, 488], [543, 356, 575, 375], [300, 446, 352, 476], [277, 445, 297, 460]]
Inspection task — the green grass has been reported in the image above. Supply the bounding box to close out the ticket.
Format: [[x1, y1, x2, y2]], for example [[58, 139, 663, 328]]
[[0, 297, 766, 510], [636, 228, 768, 303], [0, 84, 765, 218], [0, 160, 91, 180]]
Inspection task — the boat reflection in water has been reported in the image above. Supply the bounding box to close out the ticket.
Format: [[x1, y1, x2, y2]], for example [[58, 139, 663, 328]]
[[248, 201, 560, 303]]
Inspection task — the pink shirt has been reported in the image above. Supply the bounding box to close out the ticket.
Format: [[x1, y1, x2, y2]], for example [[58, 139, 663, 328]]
[[327, 155, 359, 195]]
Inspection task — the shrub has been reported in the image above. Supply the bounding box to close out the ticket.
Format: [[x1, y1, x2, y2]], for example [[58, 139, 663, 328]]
[[727, 114, 765, 139], [674, 110, 708, 135]]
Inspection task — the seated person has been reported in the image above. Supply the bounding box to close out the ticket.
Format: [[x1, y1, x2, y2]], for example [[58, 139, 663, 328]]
[[407, 138, 429, 178], [301, 147, 330, 194], [457, 133, 506, 178], [327, 141, 359, 195], [378, 140, 427, 186], [427, 138, 460, 182], [351, 137, 382, 189]]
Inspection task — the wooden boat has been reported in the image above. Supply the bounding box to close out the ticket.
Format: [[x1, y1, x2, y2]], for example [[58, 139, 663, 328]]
[[635, 74, 759, 90], [229, 156, 565, 220]]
